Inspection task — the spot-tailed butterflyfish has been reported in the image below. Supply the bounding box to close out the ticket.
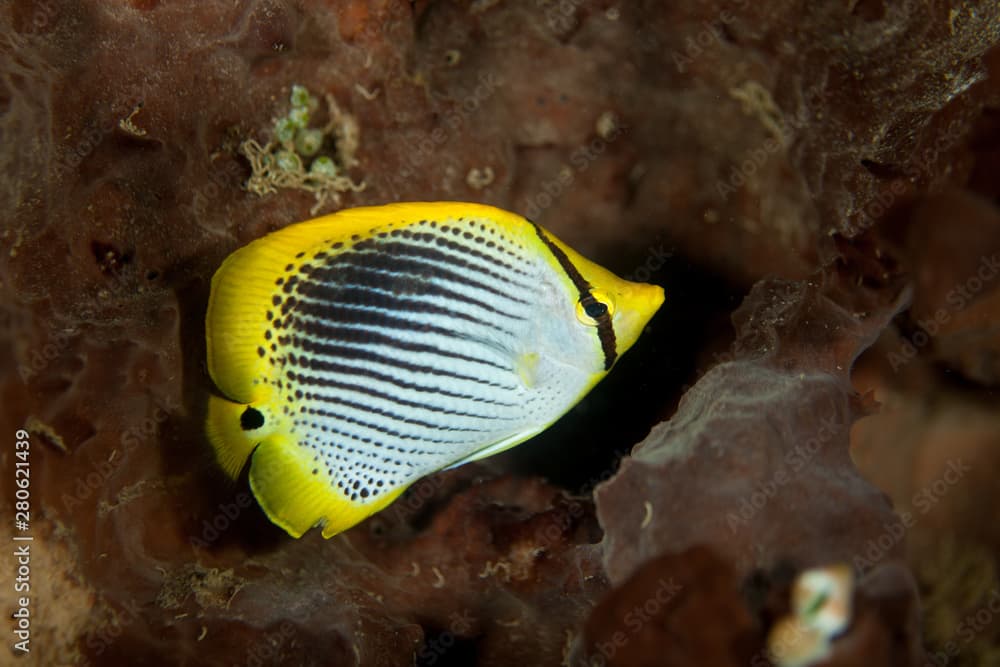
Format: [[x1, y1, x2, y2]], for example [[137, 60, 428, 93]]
[[205, 202, 664, 538]]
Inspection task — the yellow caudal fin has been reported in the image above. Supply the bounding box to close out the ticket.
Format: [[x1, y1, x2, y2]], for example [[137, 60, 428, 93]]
[[248, 434, 407, 538], [205, 394, 262, 479]]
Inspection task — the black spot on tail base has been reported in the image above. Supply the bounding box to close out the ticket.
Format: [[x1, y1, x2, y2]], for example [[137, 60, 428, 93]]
[[240, 407, 265, 431]]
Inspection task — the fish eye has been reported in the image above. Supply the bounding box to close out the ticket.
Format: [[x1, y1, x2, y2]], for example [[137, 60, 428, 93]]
[[584, 301, 608, 318], [575, 290, 615, 326]]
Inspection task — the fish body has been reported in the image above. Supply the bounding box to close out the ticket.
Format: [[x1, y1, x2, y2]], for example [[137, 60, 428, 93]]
[[205, 202, 664, 538]]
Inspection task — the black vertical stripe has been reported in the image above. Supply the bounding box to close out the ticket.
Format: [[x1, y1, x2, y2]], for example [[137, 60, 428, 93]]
[[528, 221, 617, 370]]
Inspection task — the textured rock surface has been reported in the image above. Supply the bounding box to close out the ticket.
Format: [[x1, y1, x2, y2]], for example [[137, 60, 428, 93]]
[[596, 274, 908, 584], [851, 329, 1000, 667], [574, 546, 760, 667], [589, 270, 929, 665], [885, 189, 1000, 386], [572, 549, 925, 667], [2, 0, 1000, 665]]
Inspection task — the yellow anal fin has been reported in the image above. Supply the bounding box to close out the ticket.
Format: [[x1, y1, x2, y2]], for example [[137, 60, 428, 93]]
[[444, 426, 545, 470], [248, 435, 406, 538]]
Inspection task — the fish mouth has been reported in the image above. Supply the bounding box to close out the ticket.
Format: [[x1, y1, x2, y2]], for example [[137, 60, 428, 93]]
[[612, 283, 665, 356]]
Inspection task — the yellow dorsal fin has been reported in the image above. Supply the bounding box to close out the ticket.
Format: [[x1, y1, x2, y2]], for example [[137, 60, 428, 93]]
[[206, 203, 522, 402], [205, 232, 302, 403]]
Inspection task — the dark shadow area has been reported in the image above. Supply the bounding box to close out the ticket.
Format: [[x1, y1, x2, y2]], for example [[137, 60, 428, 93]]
[[165, 263, 290, 554], [499, 243, 744, 494], [415, 628, 480, 667]]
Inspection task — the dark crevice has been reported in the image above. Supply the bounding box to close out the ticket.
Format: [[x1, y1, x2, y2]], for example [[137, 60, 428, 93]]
[[501, 241, 743, 494], [415, 628, 479, 667], [860, 158, 907, 180]]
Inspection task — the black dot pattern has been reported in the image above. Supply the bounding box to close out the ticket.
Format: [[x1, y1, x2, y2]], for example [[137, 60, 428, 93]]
[[247, 211, 609, 507]]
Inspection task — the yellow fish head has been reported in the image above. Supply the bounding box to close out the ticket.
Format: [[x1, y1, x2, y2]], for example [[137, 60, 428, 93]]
[[604, 275, 665, 359], [540, 233, 665, 369]]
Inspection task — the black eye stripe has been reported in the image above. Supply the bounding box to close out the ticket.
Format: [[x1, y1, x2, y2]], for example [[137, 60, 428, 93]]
[[527, 220, 617, 370]]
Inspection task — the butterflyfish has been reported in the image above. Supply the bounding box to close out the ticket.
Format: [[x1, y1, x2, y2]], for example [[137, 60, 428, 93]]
[[205, 202, 664, 538]]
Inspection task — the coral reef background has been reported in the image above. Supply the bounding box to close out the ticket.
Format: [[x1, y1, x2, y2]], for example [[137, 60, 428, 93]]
[[1, 1, 999, 665]]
